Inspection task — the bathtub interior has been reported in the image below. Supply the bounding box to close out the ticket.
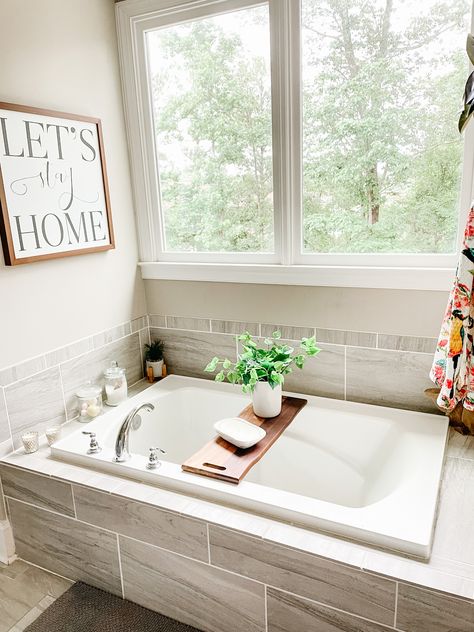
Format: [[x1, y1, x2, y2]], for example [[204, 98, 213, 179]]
[[100, 386, 411, 509]]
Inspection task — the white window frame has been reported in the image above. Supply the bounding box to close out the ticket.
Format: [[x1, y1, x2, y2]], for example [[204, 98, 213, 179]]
[[116, 0, 474, 290]]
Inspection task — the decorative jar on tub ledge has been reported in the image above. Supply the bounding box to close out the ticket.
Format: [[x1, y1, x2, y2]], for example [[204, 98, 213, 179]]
[[104, 361, 127, 406], [76, 382, 103, 422]]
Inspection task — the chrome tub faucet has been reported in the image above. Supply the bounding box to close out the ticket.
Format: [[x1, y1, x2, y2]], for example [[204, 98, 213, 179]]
[[114, 402, 154, 462]]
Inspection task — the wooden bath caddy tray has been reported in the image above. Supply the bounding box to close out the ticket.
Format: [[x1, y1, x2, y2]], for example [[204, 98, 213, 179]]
[[181, 396, 307, 484]]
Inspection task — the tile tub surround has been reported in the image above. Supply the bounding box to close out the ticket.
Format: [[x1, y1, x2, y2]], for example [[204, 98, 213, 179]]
[[0, 316, 149, 454], [149, 315, 438, 413], [1, 427, 474, 631]]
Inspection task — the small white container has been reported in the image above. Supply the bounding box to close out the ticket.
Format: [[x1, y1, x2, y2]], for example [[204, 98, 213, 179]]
[[214, 417, 266, 449], [21, 431, 39, 454], [104, 361, 127, 406], [45, 426, 62, 446], [146, 359, 163, 379], [76, 382, 103, 422], [252, 382, 282, 418]]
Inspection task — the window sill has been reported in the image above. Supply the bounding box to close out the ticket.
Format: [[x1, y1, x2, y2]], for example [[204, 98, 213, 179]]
[[139, 262, 453, 291]]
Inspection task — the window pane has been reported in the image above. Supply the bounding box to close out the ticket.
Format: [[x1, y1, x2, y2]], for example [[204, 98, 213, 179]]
[[302, 0, 470, 254], [147, 7, 274, 253]]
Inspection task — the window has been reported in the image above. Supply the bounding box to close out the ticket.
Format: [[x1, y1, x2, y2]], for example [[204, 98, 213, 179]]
[[301, 0, 470, 255], [117, 0, 474, 288], [146, 7, 274, 256]]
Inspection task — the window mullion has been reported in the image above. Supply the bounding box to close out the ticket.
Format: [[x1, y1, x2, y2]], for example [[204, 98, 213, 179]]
[[269, 0, 301, 266]]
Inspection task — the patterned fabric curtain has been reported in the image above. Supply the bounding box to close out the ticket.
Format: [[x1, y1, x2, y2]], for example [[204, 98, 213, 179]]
[[431, 206, 474, 415]]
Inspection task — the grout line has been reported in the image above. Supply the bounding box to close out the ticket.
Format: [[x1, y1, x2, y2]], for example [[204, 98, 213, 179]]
[[206, 523, 211, 564], [1, 386, 15, 453], [343, 346, 347, 400], [0, 473, 8, 520], [16, 556, 75, 584], [116, 533, 125, 599], [70, 485, 78, 519], [394, 581, 398, 628], [264, 584, 268, 632], [57, 365, 69, 422]]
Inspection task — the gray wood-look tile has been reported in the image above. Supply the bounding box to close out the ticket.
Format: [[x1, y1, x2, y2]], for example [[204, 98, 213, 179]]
[[60, 333, 142, 419], [346, 347, 437, 413], [92, 322, 132, 349], [447, 428, 474, 461], [74, 486, 208, 561], [131, 316, 148, 333], [211, 320, 260, 336], [267, 588, 391, 632], [0, 466, 74, 517], [0, 559, 72, 632], [377, 334, 437, 354], [8, 499, 122, 595], [44, 337, 94, 368], [167, 316, 211, 332], [316, 328, 377, 348], [150, 328, 236, 380], [284, 341, 345, 400], [120, 535, 266, 632], [4, 368, 66, 449], [0, 356, 46, 387], [0, 389, 10, 445], [149, 314, 166, 327], [209, 526, 395, 625], [261, 324, 315, 340], [397, 582, 474, 632], [432, 457, 474, 565]]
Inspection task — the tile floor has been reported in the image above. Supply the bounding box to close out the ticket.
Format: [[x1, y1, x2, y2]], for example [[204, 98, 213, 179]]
[[0, 559, 72, 631]]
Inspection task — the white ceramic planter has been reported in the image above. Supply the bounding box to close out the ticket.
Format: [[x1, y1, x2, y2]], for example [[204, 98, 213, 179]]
[[252, 381, 282, 418], [146, 359, 163, 378]]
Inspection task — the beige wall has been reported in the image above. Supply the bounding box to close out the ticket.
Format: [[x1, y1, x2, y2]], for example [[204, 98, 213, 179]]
[[0, 0, 145, 368], [145, 280, 449, 337]]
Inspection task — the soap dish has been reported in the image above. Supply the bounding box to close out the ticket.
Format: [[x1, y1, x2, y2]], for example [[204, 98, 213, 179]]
[[214, 417, 266, 449]]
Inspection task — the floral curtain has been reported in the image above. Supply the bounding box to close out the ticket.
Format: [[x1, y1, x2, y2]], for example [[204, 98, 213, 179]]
[[431, 206, 474, 414]]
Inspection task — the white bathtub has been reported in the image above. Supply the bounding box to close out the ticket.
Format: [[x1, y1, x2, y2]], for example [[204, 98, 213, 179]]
[[52, 375, 448, 558]]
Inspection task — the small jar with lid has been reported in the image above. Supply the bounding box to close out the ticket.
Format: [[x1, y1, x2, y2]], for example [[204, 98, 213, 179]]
[[76, 382, 103, 422], [104, 361, 128, 406]]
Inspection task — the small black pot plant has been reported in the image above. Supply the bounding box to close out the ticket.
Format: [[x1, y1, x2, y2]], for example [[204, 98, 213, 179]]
[[145, 339, 165, 379], [205, 330, 320, 418]]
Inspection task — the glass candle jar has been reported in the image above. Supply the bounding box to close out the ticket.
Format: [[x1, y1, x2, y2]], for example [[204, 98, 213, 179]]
[[104, 361, 127, 406], [21, 431, 39, 454], [76, 382, 103, 422]]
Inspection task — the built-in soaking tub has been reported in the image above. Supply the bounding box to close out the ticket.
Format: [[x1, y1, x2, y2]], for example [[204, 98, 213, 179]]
[[52, 375, 448, 558]]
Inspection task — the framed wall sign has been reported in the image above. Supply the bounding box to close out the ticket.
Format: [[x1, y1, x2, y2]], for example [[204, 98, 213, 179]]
[[0, 102, 115, 265]]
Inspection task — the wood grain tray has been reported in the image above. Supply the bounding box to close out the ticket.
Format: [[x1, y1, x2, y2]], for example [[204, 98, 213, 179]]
[[181, 396, 307, 484]]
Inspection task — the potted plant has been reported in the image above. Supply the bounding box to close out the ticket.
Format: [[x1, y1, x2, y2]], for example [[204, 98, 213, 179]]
[[205, 331, 320, 418], [145, 339, 165, 378]]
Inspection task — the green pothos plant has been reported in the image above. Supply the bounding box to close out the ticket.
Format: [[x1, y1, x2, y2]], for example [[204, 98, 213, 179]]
[[205, 331, 320, 393]]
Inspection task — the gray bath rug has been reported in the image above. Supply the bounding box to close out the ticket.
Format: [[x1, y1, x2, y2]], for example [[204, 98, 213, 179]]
[[25, 581, 203, 632]]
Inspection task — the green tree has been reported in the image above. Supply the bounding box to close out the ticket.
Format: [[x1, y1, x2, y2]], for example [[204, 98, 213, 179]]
[[149, 10, 273, 253], [302, 0, 469, 253], [148, 1, 470, 255]]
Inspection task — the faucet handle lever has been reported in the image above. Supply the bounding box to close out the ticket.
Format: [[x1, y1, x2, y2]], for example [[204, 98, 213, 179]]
[[146, 446, 165, 470], [82, 431, 102, 455]]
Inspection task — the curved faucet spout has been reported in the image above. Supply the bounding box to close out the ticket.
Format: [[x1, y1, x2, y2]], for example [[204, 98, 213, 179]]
[[114, 403, 154, 463]]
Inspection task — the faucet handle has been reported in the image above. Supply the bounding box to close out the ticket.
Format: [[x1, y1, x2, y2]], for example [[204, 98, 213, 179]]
[[82, 431, 102, 454], [146, 446, 165, 470]]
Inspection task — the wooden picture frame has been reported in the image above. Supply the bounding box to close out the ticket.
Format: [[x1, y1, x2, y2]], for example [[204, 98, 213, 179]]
[[0, 102, 115, 265]]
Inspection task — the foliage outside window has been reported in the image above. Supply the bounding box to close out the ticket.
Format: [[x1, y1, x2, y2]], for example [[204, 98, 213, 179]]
[[119, 0, 474, 280]]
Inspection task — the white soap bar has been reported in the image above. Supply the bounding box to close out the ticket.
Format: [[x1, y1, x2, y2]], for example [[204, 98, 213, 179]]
[[214, 417, 266, 449]]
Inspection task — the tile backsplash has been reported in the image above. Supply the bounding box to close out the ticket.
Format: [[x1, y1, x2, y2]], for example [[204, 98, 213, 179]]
[[149, 315, 438, 416], [0, 316, 150, 454], [0, 313, 439, 457]]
